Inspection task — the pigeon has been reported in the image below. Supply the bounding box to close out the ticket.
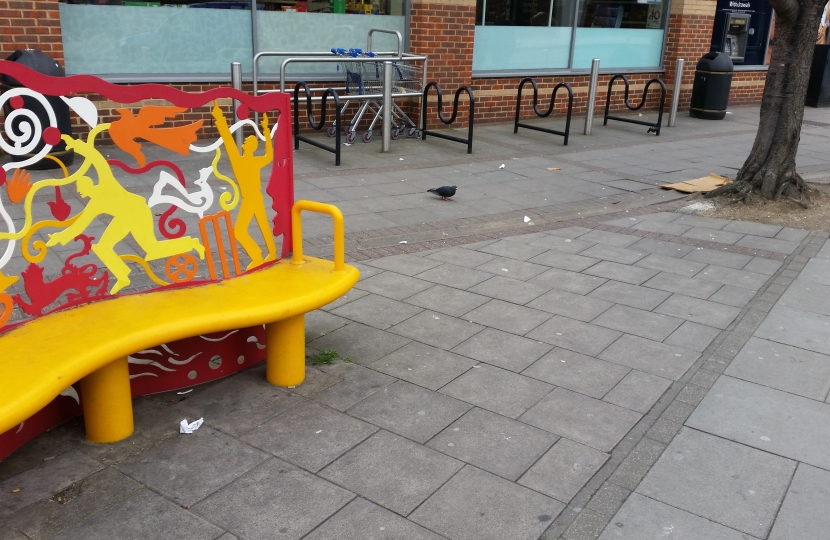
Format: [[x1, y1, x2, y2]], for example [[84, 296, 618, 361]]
[[428, 185, 457, 201], [148, 167, 215, 218]]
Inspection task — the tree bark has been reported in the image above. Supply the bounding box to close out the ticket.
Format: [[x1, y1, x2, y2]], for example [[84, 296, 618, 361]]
[[708, 0, 827, 200]]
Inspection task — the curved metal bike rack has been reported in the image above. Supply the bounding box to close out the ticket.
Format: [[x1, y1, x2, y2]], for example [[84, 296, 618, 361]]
[[420, 82, 475, 154], [603, 75, 666, 136], [294, 82, 342, 166], [514, 78, 573, 146]]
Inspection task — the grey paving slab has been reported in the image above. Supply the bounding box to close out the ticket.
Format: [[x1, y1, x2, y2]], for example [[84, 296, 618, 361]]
[[593, 304, 684, 341], [475, 256, 551, 280], [520, 388, 642, 452], [548, 226, 593, 238], [319, 431, 462, 515], [774, 227, 809, 243], [687, 376, 830, 470], [414, 263, 494, 290], [602, 216, 645, 227], [428, 408, 558, 481], [439, 364, 553, 419], [370, 341, 475, 390], [530, 267, 608, 295], [725, 337, 830, 401], [330, 294, 423, 330], [364, 253, 444, 276], [307, 323, 411, 365], [672, 214, 731, 230], [769, 464, 830, 540], [708, 285, 758, 308], [116, 427, 268, 507], [477, 239, 550, 261], [388, 310, 484, 350], [529, 235, 597, 254], [518, 438, 609, 504], [579, 230, 640, 248], [755, 304, 830, 356], [527, 250, 600, 272], [451, 327, 552, 372], [523, 348, 630, 399], [468, 276, 551, 305], [631, 219, 692, 236], [584, 261, 659, 285], [696, 264, 770, 290], [410, 465, 564, 540], [655, 294, 741, 329], [681, 226, 746, 245], [578, 244, 647, 265], [194, 458, 354, 540], [320, 289, 370, 312], [664, 321, 722, 353], [403, 284, 490, 318], [348, 381, 471, 443], [52, 489, 223, 540], [355, 271, 434, 300], [737, 234, 800, 254], [634, 253, 707, 277], [304, 498, 445, 540], [603, 369, 673, 413], [742, 256, 783, 276], [642, 271, 724, 300], [797, 257, 830, 286], [177, 376, 302, 437], [599, 334, 700, 380], [464, 299, 552, 336], [0, 450, 104, 518], [588, 280, 671, 311], [527, 288, 614, 322], [779, 279, 830, 317], [722, 220, 783, 238], [526, 315, 623, 356], [426, 246, 498, 268], [3, 468, 143, 540], [683, 248, 754, 270], [627, 238, 695, 259], [242, 400, 377, 473], [598, 493, 757, 540], [637, 427, 795, 539], [306, 310, 350, 342], [315, 363, 396, 411]]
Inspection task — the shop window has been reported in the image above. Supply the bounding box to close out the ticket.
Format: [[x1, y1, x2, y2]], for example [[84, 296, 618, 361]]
[[58, 0, 405, 77], [708, 0, 774, 66], [473, 0, 575, 71]]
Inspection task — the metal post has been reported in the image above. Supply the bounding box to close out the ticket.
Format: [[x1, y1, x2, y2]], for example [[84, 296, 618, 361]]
[[231, 62, 244, 148], [382, 61, 393, 152], [584, 58, 600, 136], [668, 58, 684, 128]]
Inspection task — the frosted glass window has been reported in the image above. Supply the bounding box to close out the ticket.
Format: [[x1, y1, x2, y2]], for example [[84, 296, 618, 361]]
[[472, 26, 572, 70]]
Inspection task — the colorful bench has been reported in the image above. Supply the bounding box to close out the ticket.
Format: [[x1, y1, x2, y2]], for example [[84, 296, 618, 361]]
[[0, 62, 358, 455]]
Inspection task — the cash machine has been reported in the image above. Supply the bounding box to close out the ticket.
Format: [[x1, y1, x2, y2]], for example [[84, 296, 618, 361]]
[[710, 0, 772, 66], [723, 13, 751, 63]]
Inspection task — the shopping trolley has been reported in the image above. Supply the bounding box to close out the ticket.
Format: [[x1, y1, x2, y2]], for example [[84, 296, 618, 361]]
[[328, 47, 422, 144]]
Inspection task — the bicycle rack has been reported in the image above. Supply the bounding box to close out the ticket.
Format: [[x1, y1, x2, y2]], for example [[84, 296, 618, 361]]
[[603, 75, 666, 136], [420, 82, 475, 154], [514, 78, 573, 146], [293, 82, 341, 166]]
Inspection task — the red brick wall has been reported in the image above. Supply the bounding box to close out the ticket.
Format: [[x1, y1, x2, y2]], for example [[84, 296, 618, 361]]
[[662, 13, 715, 110], [0, 0, 63, 65], [729, 70, 767, 104]]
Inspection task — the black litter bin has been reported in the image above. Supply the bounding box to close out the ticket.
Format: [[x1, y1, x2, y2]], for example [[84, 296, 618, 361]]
[[1, 49, 74, 169], [690, 52, 734, 120]]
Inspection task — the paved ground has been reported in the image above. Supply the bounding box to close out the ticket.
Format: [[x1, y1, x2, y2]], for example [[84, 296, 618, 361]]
[[3, 105, 830, 539]]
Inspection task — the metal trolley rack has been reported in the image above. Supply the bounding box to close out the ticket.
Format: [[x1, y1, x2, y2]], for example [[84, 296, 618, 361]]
[[253, 29, 428, 152]]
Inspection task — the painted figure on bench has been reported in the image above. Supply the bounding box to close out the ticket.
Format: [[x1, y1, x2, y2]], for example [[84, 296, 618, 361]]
[[46, 129, 205, 295], [211, 103, 276, 271]]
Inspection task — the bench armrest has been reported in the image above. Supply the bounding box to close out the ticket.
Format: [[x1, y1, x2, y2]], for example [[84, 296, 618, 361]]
[[291, 200, 346, 272]]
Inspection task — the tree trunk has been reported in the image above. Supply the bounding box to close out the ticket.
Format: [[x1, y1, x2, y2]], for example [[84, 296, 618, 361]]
[[708, 0, 827, 201]]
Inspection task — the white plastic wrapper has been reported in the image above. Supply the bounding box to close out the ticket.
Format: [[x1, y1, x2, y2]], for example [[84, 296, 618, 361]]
[[179, 418, 204, 434]]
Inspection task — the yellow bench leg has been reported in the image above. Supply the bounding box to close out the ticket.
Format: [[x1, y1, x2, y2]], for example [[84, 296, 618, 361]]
[[265, 314, 305, 387], [80, 357, 134, 443]]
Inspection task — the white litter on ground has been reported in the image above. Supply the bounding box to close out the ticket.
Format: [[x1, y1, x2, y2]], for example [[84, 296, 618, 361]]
[[179, 418, 204, 434], [677, 200, 716, 214]]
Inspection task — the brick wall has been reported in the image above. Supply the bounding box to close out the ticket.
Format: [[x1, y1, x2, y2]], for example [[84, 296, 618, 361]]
[[0, 0, 62, 65], [729, 70, 767, 104]]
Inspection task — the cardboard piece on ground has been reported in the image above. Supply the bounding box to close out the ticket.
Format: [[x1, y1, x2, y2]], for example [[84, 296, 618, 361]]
[[661, 174, 731, 193]]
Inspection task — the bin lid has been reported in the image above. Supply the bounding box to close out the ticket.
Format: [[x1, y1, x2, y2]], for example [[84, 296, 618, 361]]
[[2, 49, 65, 87], [696, 52, 734, 73]]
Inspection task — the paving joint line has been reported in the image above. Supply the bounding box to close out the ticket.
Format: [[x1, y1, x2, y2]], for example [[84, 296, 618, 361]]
[[544, 230, 821, 540]]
